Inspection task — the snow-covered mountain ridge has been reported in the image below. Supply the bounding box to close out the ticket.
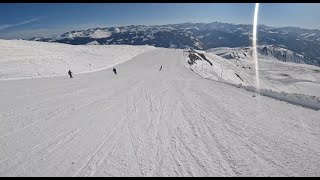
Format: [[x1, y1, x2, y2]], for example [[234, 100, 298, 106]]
[[29, 22, 320, 66]]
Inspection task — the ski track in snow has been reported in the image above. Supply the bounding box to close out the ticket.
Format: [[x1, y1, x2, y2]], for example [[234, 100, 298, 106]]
[[0, 48, 320, 176]]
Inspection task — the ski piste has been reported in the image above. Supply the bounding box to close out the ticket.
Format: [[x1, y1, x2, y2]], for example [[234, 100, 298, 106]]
[[0, 42, 319, 176]]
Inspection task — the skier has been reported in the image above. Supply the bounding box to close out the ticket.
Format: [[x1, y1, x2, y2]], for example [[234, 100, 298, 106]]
[[159, 66, 162, 71], [68, 70, 73, 78], [113, 68, 117, 75]]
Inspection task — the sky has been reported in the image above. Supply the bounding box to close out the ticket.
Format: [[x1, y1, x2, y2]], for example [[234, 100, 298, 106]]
[[0, 3, 320, 39]]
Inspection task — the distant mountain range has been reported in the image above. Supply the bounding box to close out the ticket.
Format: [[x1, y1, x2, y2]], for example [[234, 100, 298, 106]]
[[29, 22, 320, 66], [209, 45, 318, 66]]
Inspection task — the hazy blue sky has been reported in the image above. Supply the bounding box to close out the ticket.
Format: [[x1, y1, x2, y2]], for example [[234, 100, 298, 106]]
[[1, 3, 319, 39]]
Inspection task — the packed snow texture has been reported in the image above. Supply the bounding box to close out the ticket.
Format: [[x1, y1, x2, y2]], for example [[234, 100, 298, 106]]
[[0, 40, 320, 176], [0, 39, 155, 80]]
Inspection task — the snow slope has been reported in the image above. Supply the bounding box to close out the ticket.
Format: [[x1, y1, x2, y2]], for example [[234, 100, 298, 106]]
[[0, 46, 320, 176], [0, 39, 155, 80], [186, 48, 320, 98]]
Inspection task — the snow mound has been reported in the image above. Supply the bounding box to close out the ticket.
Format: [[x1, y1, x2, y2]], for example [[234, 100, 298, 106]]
[[236, 84, 320, 111]]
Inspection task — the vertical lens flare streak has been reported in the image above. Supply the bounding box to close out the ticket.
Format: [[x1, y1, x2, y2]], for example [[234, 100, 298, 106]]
[[253, 3, 260, 92]]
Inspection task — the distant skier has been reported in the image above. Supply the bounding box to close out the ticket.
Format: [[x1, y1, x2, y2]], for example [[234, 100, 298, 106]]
[[113, 68, 117, 75], [159, 66, 162, 71], [68, 70, 73, 78]]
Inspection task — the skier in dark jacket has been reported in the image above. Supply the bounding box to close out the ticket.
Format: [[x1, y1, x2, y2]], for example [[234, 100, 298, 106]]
[[159, 66, 162, 71], [68, 70, 73, 78], [113, 68, 117, 75]]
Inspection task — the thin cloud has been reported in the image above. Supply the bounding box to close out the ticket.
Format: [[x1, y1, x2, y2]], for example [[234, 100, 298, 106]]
[[0, 17, 45, 31], [0, 28, 59, 39], [0, 22, 112, 40]]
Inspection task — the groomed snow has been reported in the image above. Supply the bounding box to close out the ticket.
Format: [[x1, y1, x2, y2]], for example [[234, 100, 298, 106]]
[[0, 39, 155, 80], [0, 41, 320, 176]]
